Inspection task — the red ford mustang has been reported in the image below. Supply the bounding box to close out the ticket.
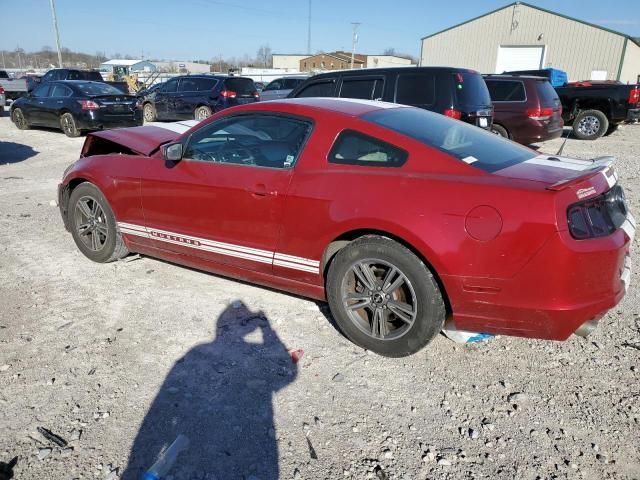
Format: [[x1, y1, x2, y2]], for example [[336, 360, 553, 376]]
[[58, 98, 634, 357]]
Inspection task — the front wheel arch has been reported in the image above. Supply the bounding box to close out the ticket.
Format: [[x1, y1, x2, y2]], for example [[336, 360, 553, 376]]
[[321, 229, 451, 317]]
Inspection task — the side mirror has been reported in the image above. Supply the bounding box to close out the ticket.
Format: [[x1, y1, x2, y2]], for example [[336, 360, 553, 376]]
[[162, 142, 183, 162]]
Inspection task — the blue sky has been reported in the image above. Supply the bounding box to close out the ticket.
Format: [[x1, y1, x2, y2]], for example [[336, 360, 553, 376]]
[[1, 0, 639, 60]]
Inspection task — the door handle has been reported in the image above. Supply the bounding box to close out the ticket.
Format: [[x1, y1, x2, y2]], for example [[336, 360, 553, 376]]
[[248, 184, 277, 197], [57, 100, 63, 104]]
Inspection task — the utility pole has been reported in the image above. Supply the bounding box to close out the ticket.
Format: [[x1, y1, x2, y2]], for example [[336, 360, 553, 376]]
[[1, 51, 5, 69], [307, 0, 312, 54], [49, 0, 63, 67], [350, 22, 360, 69]]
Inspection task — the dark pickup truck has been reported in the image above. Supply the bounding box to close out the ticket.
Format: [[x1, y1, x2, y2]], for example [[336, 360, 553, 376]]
[[29, 69, 129, 95], [555, 81, 639, 140]]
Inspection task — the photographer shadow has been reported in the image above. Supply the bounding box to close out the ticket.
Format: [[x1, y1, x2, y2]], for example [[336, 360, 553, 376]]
[[122, 302, 297, 480]]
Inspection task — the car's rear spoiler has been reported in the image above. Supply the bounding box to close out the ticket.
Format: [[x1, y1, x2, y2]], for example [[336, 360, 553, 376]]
[[546, 156, 616, 191]]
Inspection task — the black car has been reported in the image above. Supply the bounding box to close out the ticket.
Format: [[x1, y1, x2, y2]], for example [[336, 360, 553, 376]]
[[141, 75, 259, 122], [10, 81, 143, 137], [28, 68, 129, 94], [288, 67, 493, 129]]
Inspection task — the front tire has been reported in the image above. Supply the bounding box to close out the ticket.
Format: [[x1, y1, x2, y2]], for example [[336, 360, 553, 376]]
[[11, 108, 29, 130], [60, 112, 81, 137], [194, 105, 212, 121], [573, 109, 608, 140], [68, 183, 129, 263], [326, 236, 446, 357], [143, 103, 157, 122]]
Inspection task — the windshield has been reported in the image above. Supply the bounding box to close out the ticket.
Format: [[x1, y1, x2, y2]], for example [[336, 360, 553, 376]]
[[74, 82, 125, 96], [362, 107, 535, 173]]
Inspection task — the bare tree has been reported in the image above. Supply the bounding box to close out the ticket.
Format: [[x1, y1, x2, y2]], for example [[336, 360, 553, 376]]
[[256, 45, 272, 68]]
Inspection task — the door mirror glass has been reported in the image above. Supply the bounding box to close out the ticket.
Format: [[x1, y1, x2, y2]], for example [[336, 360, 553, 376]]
[[163, 142, 183, 162]]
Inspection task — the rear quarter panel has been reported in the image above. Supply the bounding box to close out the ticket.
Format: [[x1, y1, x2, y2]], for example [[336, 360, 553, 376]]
[[276, 114, 558, 291]]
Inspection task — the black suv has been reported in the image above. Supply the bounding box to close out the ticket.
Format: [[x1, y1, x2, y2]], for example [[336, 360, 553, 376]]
[[288, 67, 493, 129], [141, 75, 259, 122]]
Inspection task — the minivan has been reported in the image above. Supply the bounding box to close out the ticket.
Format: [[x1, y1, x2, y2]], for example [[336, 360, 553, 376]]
[[484, 74, 563, 145], [141, 75, 260, 122], [288, 67, 493, 129]]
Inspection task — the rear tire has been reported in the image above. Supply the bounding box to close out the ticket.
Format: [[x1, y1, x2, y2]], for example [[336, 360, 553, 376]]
[[326, 236, 446, 357], [143, 103, 157, 122], [491, 124, 509, 138], [68, 183, 129, 263], [194, 105, 212, 121], [572, 109, 608, 140], [11, 108, 29, 130], [60, 113, 81, 137]]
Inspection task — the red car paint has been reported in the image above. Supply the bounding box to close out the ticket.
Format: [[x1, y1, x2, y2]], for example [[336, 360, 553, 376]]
[[59, 98, 634, 341]]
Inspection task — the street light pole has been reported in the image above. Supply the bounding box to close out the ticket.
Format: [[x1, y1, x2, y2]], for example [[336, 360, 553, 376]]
[[307, 0, 312, 54], [350, 22, 360, 69], [49, 0, 63, 67]]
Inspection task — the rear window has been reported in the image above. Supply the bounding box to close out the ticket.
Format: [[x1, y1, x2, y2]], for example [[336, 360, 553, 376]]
[[454, 72, 492, 106], [223, 78, 256, 95], [295, 81, 335, 98], [535, 80, 560, 106], [362, 107, 535, 173], [74, 82, 124, 96], [395, 73, 435, 106], [485, 80, 526, 101]]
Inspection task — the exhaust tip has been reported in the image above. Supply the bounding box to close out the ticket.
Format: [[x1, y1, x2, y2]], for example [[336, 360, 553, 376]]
[[574, 319, 599, 338]]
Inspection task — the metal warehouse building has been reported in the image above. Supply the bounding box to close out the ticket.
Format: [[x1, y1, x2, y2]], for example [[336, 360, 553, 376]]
[[420, 2, 640, 83]]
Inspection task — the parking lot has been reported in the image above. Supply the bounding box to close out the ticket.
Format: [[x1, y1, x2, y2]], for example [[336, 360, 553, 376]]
[[1, 114, 639, 479]]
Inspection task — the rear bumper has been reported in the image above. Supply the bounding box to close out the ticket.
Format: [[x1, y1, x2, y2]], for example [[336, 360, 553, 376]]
[[627, 108, 640, 122], [445, 222, 634, 340], [512, 121, 563, 145], [75, 110, 143, 130]]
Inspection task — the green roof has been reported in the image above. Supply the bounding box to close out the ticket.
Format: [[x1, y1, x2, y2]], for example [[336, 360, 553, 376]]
[[421, 1, 640, 47]]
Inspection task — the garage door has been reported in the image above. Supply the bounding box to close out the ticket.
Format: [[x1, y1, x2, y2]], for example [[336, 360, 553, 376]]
[[495, 46, 544, 73]]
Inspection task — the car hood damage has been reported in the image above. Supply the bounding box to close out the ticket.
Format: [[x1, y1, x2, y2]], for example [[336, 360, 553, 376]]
[[82, 121, 199, 157]]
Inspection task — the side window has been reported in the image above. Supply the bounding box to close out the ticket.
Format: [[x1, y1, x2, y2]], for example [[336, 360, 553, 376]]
[[296, 80, 336, 98], [339, 78, 381, 100], [178, 78, 199, 92], [162, 79, 179, 93], [282, 79, 299, 89], [52, 70, 66, 81], [193, 78, 217, 91], [395, 73, 435, 106], [328, 130, 407, 167], [264, 80, 282, 91], [31, 84, 51, 98], [67, 71, 82, 80], [41, 71, 54, 83], [50, 85, 72, 97], [184, 115, 313, 169], [486, 80, 526, 102]]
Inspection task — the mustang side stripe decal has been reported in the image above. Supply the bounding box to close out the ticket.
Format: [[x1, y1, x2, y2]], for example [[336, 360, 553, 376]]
[[117, 222, 319, 273]]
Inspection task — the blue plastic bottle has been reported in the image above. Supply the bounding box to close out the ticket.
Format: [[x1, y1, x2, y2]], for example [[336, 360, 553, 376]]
[[142, 434, 190, 480]]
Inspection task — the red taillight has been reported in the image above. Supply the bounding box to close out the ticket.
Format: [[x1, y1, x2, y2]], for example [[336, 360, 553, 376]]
[[78, 100, 100, 110], [220, 90, 237, 98], [253, 91, 260, 98], [629, 88, 640, 105], [527, 107, 554, 120], [443, 108, 462, 120], [0, 86, 5, 94]]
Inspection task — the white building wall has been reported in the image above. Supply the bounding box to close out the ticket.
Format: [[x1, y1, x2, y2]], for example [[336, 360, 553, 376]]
[[619, 40, 640, 84], [421, 3, 627, 81], [272, 55, 308, 70], [365, 56, 414, 68]]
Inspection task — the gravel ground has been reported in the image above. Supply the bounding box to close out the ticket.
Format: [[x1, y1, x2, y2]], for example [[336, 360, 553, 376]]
[[0, 112, 639, 480]]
